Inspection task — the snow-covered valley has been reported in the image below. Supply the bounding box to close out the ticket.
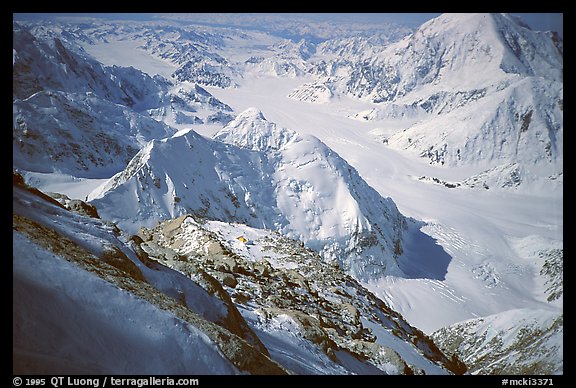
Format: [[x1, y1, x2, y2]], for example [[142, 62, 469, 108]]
[[206, 75, 562, 334], [13, 13, 562, 375]]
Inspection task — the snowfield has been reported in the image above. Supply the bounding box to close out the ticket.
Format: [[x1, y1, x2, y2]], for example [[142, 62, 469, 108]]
[[13, 232, 239, 374], [13, 13, 562, 375]]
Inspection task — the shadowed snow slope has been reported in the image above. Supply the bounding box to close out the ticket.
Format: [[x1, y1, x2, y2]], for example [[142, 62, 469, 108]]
[[13, 175, 286, 375]]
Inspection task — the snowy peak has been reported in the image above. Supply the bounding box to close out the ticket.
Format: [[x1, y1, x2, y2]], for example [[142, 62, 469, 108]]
[[341, 13, 563, 181], [408, 13, 562, 81], [214, 108, 299, 151], [491, 13, 563, 79], [318, 13, 562, 106], [90, 111, 414, 281], [88, 129, 216, 205]]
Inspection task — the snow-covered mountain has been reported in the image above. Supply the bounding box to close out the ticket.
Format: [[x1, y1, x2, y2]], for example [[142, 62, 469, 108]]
[[89, 108, 413, 281], [22, 19, 238, 88], [24, 13, 562, 184], [431, 308, 562, 375], [13, 22, 235, 176], [291, 14, 563, 186], [13, 21, 235, 116], [13, 13, 562, 375], [13, 172, 465, 374], [13, 22, 166, 108], [306, 13, 561, 105], [13, 90, 176, 177], [242, 39, 312, 78]]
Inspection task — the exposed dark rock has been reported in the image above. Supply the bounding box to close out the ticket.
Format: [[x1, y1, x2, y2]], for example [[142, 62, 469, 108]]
[[138, 215, 467, 374]]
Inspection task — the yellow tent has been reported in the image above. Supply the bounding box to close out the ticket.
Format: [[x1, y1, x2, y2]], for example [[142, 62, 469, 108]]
[[236, 236, 248, 243]]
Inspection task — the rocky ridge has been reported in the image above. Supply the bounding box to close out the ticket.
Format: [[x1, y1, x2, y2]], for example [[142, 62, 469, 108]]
[[134, 214, 466, 374]]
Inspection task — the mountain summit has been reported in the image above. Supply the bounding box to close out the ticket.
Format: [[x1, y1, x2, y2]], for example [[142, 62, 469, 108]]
[[214, 108, 296, 151], [320, 13, 563, 182], [90, 109, 413, 281], [312, 13, 562, 104]]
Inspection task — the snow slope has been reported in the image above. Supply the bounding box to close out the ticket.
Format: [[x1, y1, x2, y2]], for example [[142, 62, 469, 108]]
[[431, 308, 563, 375], [89, 108, 419, 281], [13, 174, 285, 374], [386, 75, 563, 176], [13, 232, 239, 374], [13, 90, 176, 177]]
